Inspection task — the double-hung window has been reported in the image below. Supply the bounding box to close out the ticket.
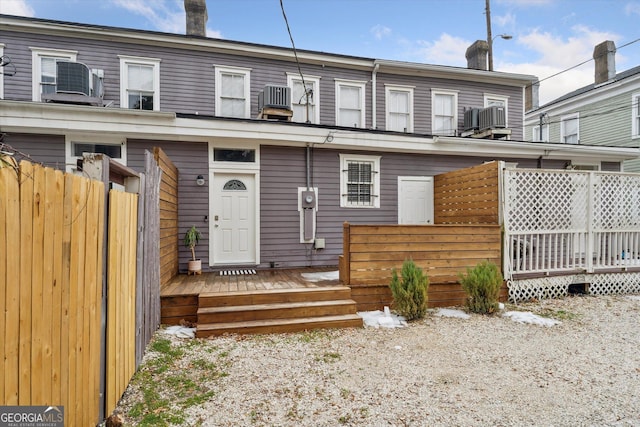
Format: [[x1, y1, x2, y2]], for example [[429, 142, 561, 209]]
[[386, 85, 414, 132], [561, 113, 579, 144], [633, 93, 640, 139], [119, 55, 161, 110], [339, 154, 380, 208], [287, 73, 320, 124], [432, 89, 458, 136], [335, 79, 366, 128], [215, 65, 251, 118], [31, 47, 77, 101], [532, 124, 549, 142]]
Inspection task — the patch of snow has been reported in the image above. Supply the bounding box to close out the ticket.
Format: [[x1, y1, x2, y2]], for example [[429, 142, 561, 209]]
[[163, 325, 196, 339], [503, 311, 561, 327], [358, 308, 407, 329], [433, 308, 471, 320], [301, 270, 339, 282]]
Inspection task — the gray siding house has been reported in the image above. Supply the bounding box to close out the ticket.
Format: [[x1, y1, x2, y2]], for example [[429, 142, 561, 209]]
[[1, 9, 637, 272], [525, 40, 640, 172]]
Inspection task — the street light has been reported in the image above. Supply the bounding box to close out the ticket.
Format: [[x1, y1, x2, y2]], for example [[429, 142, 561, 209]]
[[488, 34, 512, 71]]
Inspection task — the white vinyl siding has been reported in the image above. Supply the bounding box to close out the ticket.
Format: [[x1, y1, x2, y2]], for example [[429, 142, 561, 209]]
[[561, 113, 579, 144], [432, 89, 458, 136], [339, 154, 380, 208], [335, 79, 366, 128], [30, 47, 77, 101], [119, 55, 160, 110], [385, 85, 413, 132], [633, 93, 640, 139], [287, 73, 320, 124], [215, 65, 251, 118], [484, 93, 508, 126]]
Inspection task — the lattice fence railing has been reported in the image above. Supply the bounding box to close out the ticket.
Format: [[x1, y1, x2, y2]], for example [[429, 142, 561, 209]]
[[503, 168, 640, 284]]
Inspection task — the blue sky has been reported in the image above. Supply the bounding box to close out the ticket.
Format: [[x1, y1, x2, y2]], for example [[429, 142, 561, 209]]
[[3, 0, 640, 105]]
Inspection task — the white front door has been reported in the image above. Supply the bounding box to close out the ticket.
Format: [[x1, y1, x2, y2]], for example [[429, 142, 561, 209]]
[[212, 173, 256, 265], [398, 176, 434, 224]]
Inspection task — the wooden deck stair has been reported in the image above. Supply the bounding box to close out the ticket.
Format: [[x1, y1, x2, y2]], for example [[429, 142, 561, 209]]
[[196, 286, 363, 337]]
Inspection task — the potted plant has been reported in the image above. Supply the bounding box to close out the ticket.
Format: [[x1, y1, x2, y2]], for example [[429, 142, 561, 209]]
[[184, 225, 202, 275]]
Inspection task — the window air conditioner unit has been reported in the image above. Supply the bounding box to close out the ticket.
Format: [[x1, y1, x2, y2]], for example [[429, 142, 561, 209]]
[[463, 108, 481, 131], [56, 62, 104, 98], [479, 106, 506, 131], [258, 84, 291, 110]]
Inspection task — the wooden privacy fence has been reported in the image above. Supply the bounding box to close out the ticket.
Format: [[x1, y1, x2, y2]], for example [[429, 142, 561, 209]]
[[339, 223, 505, 310], [154, 147, 179, 287], [0, 158, 104, 427]]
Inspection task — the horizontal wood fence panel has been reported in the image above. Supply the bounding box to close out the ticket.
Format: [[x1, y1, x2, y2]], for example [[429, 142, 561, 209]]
[[350, 249, 501, 262], [1, 158, 104, 427], [154, 147, 179, 286]]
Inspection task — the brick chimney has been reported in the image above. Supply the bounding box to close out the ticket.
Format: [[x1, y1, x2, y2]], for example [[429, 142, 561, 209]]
[[466, 40, 489, 71], [185, 0, 208, 37], [593, 40, 616, 85]]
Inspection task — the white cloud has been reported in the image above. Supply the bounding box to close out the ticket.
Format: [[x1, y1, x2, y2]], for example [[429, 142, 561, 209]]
[[415, 33, 470, 67], [0, 0, 35, 16], [494, 12, 516, 28], [625, 2, 640, 15], [370, 24, 391, 41]]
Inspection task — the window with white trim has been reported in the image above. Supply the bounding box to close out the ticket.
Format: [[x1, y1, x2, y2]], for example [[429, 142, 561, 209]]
[[484, 93, 508, 126], [215, 65, 251, 118], [339, 154, 380, 208], [65, 136, 126, 174], [30, 47, 78, 101], [532, 124, 549, 142], [432, 89, 458, 136], [287, 73, 320, 124], [119, 55, 160, 110], [561, 113, 579, 144], [633, 93, 640, 139], [385, 85, 414, 132], [335, 79, 366, 128]]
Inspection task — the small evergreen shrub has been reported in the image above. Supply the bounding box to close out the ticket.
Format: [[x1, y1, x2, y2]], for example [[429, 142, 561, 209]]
[[389, 259, 429, 320], [459, 260, 503, 314]]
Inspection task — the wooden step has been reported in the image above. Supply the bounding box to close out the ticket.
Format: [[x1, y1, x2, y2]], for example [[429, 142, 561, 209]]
[[199, 286, 353, 308], [196, 314, 363, 338], [197, 299, 357, 323]]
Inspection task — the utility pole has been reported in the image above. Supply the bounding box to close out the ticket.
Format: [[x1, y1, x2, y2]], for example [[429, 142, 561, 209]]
[[486, 0, 494, 71]]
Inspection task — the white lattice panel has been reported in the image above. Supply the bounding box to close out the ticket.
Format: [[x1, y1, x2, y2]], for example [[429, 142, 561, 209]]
[[589, 272, 640, 295], [593, 174, 640, 230], [507, 277, 572, 302]]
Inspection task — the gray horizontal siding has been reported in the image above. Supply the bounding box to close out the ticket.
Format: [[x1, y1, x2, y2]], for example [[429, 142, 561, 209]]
[[3, 133, 66, 169], [127, 139, 209, 271]]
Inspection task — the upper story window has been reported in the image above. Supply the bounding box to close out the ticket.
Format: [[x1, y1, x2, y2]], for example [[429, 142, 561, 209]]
[[214, 65, 251, 118], [339, 154, 380, 208], [335, 79, 366, 128], [484, 93, 508, 126], [30, 47, 77, 101], [385, 85, 414, 132], [432, 89, 458, 136], [633, 93, 640, 139], [119, 55, 161, 111], [287, 73, 320, 124], [532, 124, 549, 142], [561, 113, 579, 144]]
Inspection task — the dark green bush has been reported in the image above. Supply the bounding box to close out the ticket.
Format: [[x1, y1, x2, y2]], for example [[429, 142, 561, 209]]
[[389, 259, 429, 320], [459, 260, 503, 314]]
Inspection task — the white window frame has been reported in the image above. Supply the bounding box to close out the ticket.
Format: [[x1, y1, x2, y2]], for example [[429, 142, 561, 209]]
[[287, 72, 320, 124], [119, 55, 161, 111], [632, 92, 640, 139], [65, 135, 127, 174], [335, 79, 366, 128], [532, 124, 549, 142], [385, 84, 414, 132], [214, 65, 251, 119], [339, 154, 380, 208], [484, 93, 508, 126], [561, 113, 580, 144], [431, 89, 459, 136], [0, 44, 4, 99], [30, 47, 78, 101]]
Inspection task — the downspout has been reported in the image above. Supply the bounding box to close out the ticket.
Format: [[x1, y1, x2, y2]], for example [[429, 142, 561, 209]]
[[372, 62, 380, 130]]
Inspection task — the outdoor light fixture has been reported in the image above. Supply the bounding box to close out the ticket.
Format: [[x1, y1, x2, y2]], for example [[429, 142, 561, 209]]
[[196, 174, 205, 186]]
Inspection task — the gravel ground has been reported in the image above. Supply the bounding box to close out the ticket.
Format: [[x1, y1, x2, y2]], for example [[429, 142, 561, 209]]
[[117, 294, 640, 426]]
